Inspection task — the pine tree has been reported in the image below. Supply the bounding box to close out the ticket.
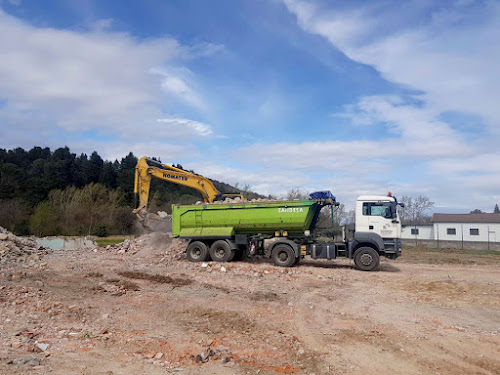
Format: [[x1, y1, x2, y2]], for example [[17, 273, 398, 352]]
[[494, 204, 500, 213], [99, 161, 118, 188], [88, 151, 104, 183]]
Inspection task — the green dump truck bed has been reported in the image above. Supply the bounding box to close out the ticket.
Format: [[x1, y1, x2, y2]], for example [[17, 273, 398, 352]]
[[172, 200, 322, 238]]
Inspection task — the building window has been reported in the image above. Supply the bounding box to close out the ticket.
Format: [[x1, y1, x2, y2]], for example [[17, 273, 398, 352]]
[[411, 228, 419, 235], [447, 228, 456, 235], [470, 228, 479, 236]]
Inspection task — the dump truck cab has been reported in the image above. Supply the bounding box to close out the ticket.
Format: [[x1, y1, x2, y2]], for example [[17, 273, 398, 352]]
[[355, 194, 401, 239], [344, 194, 402, 269]]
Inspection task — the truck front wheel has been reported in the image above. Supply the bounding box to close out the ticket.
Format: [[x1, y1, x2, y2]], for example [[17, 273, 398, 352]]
[[186, 241, 210, 262], [353, 247, 380, 271], [209, 240, 234, 262], [272, 244, 296, 267]]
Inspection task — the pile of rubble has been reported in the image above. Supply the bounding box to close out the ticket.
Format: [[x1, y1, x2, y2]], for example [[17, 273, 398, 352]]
[[141, 211, 172, 233], [106, 232, 187, 259], [0, 226, 48, 267]]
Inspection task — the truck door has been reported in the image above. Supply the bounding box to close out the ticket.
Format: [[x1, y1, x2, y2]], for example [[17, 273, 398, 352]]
[[363, 202, 398, 239]]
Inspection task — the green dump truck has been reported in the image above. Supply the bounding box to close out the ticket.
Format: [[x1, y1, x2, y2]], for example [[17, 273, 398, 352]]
[[172, 191, 403, 271]]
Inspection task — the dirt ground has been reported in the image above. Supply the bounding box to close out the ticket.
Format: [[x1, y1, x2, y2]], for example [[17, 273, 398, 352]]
[[1, 242, 500, 375]]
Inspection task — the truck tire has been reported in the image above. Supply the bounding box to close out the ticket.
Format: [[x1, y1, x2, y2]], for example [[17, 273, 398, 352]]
[[186, 241, 210, 262], [227, 248, 236, 262], [272, 244, 296, 267], [209, 240, 234, 262], [353, 247, 380, 271], [232, 246, 247, 262]]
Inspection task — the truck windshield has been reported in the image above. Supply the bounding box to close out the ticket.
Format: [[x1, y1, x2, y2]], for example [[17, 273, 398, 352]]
[[363, 202, 397, 219]]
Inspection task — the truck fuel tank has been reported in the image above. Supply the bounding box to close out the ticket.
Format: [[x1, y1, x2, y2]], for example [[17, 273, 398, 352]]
[[308, 243, 336, 260]]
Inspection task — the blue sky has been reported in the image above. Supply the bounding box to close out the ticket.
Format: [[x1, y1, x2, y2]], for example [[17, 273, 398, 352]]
[[0, 0, 499, 212]]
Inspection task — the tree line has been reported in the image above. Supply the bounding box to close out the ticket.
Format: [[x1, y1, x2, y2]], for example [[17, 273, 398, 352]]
[[0, 146, 257, 236], [470, 204, 500, 214]]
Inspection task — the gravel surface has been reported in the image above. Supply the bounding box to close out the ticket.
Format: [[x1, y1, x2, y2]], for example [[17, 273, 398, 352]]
[[1, 239, 499, 374]]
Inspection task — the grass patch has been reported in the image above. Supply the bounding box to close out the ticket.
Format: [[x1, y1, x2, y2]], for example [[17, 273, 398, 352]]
[[95, 237, 128, 247], [406, 245, 500, 256], [399, 245, 500, 265]]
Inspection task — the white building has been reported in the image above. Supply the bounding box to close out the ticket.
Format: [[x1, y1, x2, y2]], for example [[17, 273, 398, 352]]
[[401, 213, 500, 243], [401, 224, 434, 240], [432, 213, 499, 243]]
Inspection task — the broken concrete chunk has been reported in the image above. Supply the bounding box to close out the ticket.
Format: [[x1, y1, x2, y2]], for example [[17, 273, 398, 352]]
[[35, 343, 49, 352]]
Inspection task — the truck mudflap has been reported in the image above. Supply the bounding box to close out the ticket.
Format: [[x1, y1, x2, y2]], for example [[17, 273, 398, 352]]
[[308, 243, 336, 260]]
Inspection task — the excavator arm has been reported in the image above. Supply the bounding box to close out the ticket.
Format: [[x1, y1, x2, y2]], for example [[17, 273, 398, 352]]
[[133, 157, 242, 219]]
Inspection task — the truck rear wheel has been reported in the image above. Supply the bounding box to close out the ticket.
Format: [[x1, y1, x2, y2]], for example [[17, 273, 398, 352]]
[[209, 240, 234, 262], [353, 247, 380, 271], [186, 241, 210, 262], [272, 244, 296, 267]]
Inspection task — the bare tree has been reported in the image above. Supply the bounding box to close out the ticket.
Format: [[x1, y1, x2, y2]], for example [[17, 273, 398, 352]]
[[317, 204, 344, 229], [240, 183, 252, 194], [286, 188, 308, 200], [330, 204, 355, 225], [345, 209, 356, 225], [315, 204, 356, 238], [332, 203, 346, 225], [399, 195, 434, 224]]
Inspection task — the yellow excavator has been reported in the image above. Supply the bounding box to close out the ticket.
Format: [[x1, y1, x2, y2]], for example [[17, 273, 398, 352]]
[[133, 156, 243, 220]]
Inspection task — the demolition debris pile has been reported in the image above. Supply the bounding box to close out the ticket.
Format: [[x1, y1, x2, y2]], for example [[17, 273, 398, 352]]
[[106, 232, 187, 259], [195, 197, 290, 205], [0, 227, 49, 267]]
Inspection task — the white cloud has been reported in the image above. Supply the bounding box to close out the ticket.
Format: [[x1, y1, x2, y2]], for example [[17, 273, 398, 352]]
[[0, 7, 216, 137], [193, 162, 314, 197], [89, 18, 114, 32], [337, 95, 473, 158], [238, 94, 472, 172], [284, 0, 500, 130], [156, 118, 213, 137], [151, 67, 206, 111], [238, 139, 386, 172]]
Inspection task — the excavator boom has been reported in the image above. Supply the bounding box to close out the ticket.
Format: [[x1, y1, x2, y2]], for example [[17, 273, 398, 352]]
[[133, 157, 242, 219]]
